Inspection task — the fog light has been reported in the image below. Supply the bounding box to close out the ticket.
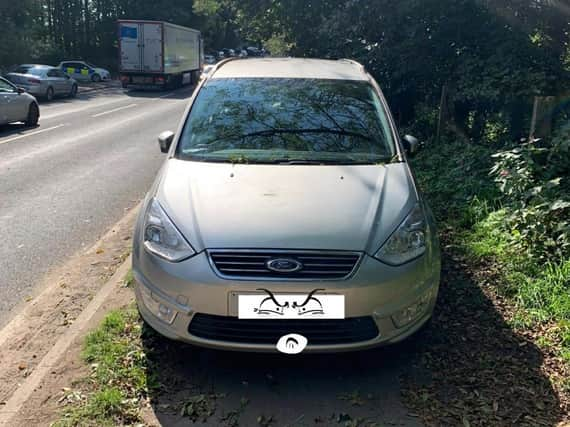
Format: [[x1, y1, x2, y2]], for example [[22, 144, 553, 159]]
[[391, 290, 432, 329], [139, 284, 178, 325]]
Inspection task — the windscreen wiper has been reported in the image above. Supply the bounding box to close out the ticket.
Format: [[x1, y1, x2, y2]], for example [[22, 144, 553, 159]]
[[241, 128, 372, 141], [278, 159, 378, 165]]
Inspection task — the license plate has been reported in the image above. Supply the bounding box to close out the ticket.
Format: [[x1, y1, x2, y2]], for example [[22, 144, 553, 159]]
[[238, 291, 344, 319], [133, 76, 152, 84]]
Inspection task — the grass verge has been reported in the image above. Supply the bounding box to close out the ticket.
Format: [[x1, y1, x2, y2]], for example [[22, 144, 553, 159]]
[[412, 139, 570, 389], [53, 306, 154, 426]]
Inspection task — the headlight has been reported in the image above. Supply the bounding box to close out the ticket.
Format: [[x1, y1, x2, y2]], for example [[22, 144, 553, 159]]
[[375, 202, 427, 265], [143, 198, 195, 262]]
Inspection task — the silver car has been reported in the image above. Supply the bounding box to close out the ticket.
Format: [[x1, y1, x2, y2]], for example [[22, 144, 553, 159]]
[[133, 58, 441, 353], [0, 77, 39, 126], [6, 65, 78, 101]]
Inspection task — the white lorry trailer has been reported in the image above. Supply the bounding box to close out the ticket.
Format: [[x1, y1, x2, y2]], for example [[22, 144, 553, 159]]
[[118, 20, 203, 89]]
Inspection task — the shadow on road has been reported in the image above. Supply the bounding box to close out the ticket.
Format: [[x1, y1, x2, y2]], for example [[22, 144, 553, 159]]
[[139, 252, 564, 427], [0, 123, 39, 139], [124, 85, 197, 101], [33, 81, 121, 106], [139, 249, 564, 427], [142, 327, 420, 426]]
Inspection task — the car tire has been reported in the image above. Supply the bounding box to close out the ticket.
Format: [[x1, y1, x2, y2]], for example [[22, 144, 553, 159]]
[[45, 87, 54, 102], [25, 103, 39, 127], [92, 74, 101, 83], [69, 84, 78, 98]]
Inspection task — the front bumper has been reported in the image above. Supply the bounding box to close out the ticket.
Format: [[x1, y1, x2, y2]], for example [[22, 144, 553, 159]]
[[133, 247, 440, 353]]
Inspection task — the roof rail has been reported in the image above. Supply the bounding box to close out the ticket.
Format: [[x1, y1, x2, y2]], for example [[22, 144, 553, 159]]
[[338, 58, 366, 73], [210, 57, 241, 76]]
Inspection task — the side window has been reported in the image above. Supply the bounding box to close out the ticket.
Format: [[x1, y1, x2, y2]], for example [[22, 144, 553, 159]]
[[55, 70, 67, 78], [0, 79, 16, 93], [47, 69, 58, 77], [63, 63, 77, 75]]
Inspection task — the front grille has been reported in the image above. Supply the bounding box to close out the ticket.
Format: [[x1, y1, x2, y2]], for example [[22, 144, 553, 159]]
[[209, 250, 361, 280], [189, 314, 379, 345]]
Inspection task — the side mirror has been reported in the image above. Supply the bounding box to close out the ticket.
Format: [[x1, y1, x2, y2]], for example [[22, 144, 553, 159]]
[[17, 87, 25, 94], [402, 134, 422, 156], [158, 131, 175, 153]]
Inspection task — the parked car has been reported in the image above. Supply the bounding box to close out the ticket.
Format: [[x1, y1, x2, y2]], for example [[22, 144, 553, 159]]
[[246, 47, 262, 57], [132, 58, 441, 353], [59, 60, 111, 82], [5, 65, 78, 101], [204, 55, 216, 65], [0, 77, 39, 126], [221, 48, 235, 58]]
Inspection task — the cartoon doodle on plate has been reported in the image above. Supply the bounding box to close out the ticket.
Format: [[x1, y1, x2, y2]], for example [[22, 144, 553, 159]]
[[254, 288, 326, 316], [276, 333, 308, 354]]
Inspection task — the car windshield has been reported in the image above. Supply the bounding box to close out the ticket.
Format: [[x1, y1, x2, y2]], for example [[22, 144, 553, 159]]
[[14, 66, 44, 76], [176, 78, 396, 164], [85, 62, 97, 68]]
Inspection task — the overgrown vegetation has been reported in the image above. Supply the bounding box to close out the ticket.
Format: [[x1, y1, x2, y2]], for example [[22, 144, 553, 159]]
[[194, 0, 569, 140], [54, 308, 154, 426], [412, 127, 570, 374]]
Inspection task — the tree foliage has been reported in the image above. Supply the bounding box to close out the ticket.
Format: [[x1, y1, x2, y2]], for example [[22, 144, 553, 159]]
[[1, 0, 569, 143]]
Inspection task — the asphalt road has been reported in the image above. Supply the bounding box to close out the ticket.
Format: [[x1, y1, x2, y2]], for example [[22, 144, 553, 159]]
[[0, 84, 194, 327]]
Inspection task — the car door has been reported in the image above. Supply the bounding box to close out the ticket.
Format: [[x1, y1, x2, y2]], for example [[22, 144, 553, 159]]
[[77, 62, 94, 81], [61, 62, 74, 78], [62, 62, 78, 80], [0, 78, 28, 123], [63, 62, 83, 81], [46, 68, 66, 94], [54, 69, 72, 93], [0, 80, 11, 124]]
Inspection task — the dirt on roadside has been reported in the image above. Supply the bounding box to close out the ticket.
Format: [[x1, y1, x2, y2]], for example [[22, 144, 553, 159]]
[[11, 285, 135, 427], [401, 234, 570, 427], [0, 205, 138, 409]]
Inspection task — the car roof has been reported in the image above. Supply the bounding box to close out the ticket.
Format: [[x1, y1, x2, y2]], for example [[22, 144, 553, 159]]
[[212, 58, 368, 81], [18, 64, 52, 69]]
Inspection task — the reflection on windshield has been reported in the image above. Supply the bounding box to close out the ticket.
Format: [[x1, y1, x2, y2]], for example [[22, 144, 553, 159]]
[[177, 78, 396, 164]]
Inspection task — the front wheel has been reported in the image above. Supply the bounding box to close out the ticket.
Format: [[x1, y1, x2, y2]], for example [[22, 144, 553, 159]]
[[69, 84, 78, 98], [25, 103, 39, 126], [92, 74, 101, 83]]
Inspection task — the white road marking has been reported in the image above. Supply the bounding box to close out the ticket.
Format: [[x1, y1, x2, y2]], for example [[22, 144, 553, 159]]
[[91, 103, 137, 118], [40, 97, 130, 121], [0, 124, 65, 146]]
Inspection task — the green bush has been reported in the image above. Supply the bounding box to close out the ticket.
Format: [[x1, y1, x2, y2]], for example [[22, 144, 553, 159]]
[[413, 130, 569, 366], [490, 126, 570, 261]]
